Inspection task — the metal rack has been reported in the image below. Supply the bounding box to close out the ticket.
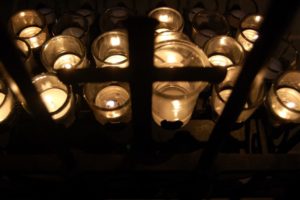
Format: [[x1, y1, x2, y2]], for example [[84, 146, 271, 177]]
[[0, 0, 300, 199]]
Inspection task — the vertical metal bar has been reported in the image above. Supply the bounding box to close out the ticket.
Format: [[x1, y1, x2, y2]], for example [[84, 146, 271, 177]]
[[126, 17, 157, 154], [195, 0, 300, 189]]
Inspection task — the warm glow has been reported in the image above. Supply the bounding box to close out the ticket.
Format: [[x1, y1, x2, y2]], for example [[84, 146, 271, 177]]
[[171, 100, 181, 119], [209, 55, 233, 67], [287, 102, 296, 109], [105, 55, 127, 64], [18, 26, 46, 48], [53, 54, 81, 70], [243, 29, 259, 42], [159, 14, 170, 22], [156, 49, 185, 68], [156, 28, 170, 33], [237, 29, 259, 51], [106, 100, 118, 109], [219, 37, 227, 45], [103, 55, 128, 68], [40, 88, 67, 113], [94, 85, 130, 120], [255, 15, 262, 23], [40, 88, 72, 120], [0, 91, 13, 122], [19, 26, 41, 38], [0, 93, 5, 105], [110, 36, 121, 46], [270, 87, 300, 121]]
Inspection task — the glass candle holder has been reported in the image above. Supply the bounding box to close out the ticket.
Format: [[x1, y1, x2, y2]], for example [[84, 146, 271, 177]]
[[148, 7, 184, 34], [204, 36, 245, 68], [211, 66, 265, 123], [153, 40, 211, 128], [155, 31, 190, 43], [37, 6, 56, 26], [264, 39, 299, 80], [266, 70, 300, 124], [192, 10, 230, 48], [99, 6, 133, 32], [41, 35, 88, 71], [236, 14, 264, 52], [91, 31, 129, 68], [52, 13, 89, 45], [9, 10, 49, 49], [76, 8, 96, 27], [0, 79, 15, 123], [32, 73, 76, 126], [84, 82, 131, 125]]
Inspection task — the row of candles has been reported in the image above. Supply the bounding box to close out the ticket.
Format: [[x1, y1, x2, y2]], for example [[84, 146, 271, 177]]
[[0, 5, 299, 129]]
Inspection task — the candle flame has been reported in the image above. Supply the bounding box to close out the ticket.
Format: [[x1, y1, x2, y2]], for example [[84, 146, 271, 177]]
[[286, 102, 296, 109], [159, 14, 170, 22], [110, 36, 121, 46], [63, 63, 73, 69], [106, 100, 117, 109]]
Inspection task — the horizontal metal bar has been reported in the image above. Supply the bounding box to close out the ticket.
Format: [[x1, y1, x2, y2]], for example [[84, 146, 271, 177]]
[[1, 153, 300, 174], [57, 67, 226, 84], [153, 67, 226, 83]]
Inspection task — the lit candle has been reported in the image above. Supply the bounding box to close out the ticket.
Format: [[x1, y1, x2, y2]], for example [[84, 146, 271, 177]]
[[271, 87, 300, 121], [62, 27, 84, 38], [0, 91, 14, 123], [208, 55, 233, 67], [237, 29, 259, 51], [103, 54, 128, 68], [149, 7, 184, 33], [95, 85, 130, 119], [40, 88, 71, 120], [19, 26, 46, 48], [53, 54, 81, 70]]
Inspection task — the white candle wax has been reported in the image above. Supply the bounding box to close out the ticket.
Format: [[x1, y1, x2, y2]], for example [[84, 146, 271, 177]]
[[19, 26, 46, 48], [272, 87, 300, 121], [155, 49, 184, 67], [103, 54, 128, 68], [95, 85, 129, 119], [237, 29, 259, 51], [53, 54, 81, 70], [62, 27, 84, 38], [209, 55, 233, 67], [0, 91, 13, 122], [40, 88, 71, 120], [156, 28, 170, 34]]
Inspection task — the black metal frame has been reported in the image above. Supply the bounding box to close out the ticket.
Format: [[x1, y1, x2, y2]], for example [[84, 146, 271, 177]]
[[0, 0, 300, 198]]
